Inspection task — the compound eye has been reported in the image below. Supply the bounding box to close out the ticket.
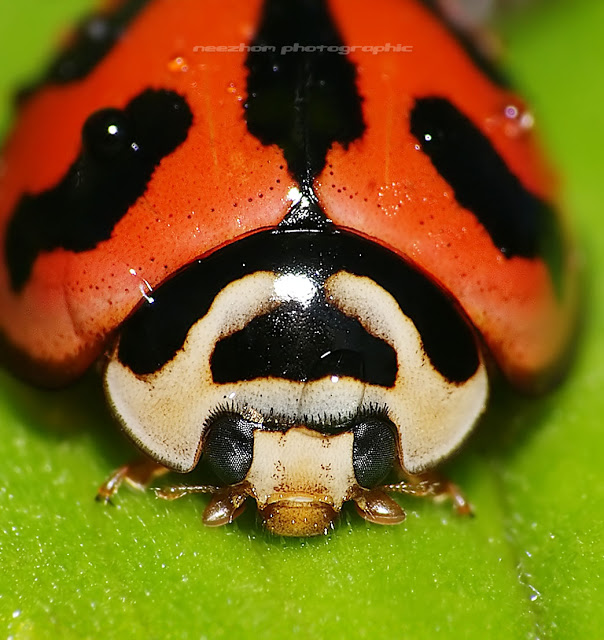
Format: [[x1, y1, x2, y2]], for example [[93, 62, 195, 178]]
[[352, 417, 398, 488], [203, 414, 256, 485], [82, 108, 133, 160]]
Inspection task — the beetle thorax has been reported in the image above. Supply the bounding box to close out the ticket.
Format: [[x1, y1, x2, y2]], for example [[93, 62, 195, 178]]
[[103, 230, 488, 532]]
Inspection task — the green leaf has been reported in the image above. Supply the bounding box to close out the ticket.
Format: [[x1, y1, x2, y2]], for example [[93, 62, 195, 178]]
[[1, 2, 602, 638]]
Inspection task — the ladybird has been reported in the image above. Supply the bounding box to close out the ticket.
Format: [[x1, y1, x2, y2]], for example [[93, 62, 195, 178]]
[[0, 0, 578, 536]]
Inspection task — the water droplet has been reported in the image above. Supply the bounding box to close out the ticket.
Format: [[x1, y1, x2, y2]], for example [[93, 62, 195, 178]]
[[168, 56, 189, 73], [491, 101, 535, 138], [505, 104, 519, 119]]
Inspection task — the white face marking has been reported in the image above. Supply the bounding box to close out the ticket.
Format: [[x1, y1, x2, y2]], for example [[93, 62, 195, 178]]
[[104, 272, 279, 470], [246, 428, 356, 510], [104, 271, 488, 475], [325, 273, 488, 473]]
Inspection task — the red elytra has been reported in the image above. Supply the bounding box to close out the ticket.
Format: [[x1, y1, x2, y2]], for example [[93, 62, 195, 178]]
[[0, 0, 578, 390]]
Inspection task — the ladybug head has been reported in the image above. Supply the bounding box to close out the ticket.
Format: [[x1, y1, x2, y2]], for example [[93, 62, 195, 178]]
[[199, 412, 399, 536]]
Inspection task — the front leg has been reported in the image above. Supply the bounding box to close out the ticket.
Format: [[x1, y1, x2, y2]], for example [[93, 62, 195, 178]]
[[97, 458, 170, 503], [155, 482, 250, 527], [384, 470, 472, 516]]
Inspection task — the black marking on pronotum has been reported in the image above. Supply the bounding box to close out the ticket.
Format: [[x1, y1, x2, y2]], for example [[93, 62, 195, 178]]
[[17, 0, 152, 103], [417, 0, 509, 88], [5, 89, 193, 292], [410, 97, 564, 295], [212, 301, 396, 386], [244, 0, 365, 193], [117, 229, 480, 385]]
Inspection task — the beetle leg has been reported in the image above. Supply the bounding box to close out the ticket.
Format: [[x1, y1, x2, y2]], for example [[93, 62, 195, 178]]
[[201, 485, 250, 527], [96, 458, 170, 503], [155, 482, 250, 527], [352, 487, 407, 525], [383, 471, 472, 516], [153, 483, 220, 501]]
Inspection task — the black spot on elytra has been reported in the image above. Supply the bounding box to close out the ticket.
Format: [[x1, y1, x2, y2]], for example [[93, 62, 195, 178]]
[[410, 97, 564, 295], [117, 229, 479, 385], [244, 0, 365, 191], [5, 89, 193, 291], [17, 0, 152, 103]]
